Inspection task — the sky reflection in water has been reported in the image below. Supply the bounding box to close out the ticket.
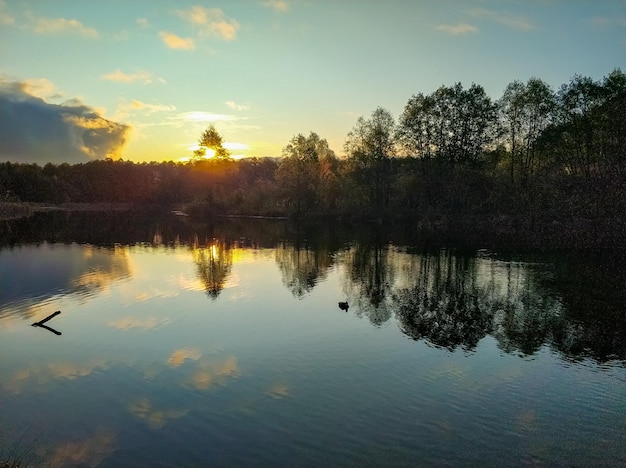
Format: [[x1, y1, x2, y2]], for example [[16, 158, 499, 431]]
[[1, 224, 625, 467]]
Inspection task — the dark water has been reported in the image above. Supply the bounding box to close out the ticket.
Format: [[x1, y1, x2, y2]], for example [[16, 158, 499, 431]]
[[1, 212, 625, 467]]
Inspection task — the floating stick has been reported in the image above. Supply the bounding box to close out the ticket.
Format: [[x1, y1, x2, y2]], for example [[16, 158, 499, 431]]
[[32, 310, 61, 326], [32, 310, 62, 335]]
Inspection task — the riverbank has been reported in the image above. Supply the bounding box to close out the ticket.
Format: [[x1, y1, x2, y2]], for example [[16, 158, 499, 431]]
[[0, 202, 32, 220], [2, 201, 624, 250], [0, 202, 143, 220], [32, 202, 136, 213]]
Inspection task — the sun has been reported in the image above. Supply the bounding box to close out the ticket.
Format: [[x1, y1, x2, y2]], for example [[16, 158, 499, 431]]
[[187, 144, 216, 159]]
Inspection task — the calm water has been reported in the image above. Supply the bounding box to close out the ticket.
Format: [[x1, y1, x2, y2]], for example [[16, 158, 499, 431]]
[[1, 212, 625, 467]]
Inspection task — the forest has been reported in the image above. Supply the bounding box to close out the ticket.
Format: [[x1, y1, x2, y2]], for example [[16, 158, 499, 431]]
[[1, 69, 625, 248]]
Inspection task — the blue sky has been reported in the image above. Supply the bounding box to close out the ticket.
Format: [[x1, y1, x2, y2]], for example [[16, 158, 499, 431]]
[[0, 0, 624, 163]]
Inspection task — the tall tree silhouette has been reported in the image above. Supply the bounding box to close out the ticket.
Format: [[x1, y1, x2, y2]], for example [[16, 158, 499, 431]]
[[194, 125, 230, 160], [344, 107, 396, 215]]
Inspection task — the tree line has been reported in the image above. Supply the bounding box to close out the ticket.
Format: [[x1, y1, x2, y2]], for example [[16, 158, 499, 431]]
[[1, 69, 624, 246]]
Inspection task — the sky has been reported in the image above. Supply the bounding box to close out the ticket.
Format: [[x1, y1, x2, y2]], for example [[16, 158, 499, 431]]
[[0, 0, 624, 164]]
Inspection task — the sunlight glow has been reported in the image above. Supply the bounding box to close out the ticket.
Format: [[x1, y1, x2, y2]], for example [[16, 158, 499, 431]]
[[186, 144, 216, 159]]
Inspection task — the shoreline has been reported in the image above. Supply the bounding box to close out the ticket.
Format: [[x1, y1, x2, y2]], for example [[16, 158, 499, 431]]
[[32, 202, 136, 213], [2, 201, 624, 250], [0, 202, 137, 221]]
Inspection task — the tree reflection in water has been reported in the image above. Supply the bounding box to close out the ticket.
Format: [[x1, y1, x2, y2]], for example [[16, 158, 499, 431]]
[[2, 211, 623, 363], [192, 238, 233, 299], [274, 235, 624, 362], [394, 251, 492, 350], [490, 261, 566, 357], [275, 240, 333, 298], [546, 251, 626, 362], [392, 249, 625, 362], [343, 239, 394, 326]]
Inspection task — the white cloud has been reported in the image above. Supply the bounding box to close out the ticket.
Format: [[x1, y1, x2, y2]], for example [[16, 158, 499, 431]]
[[159, 31, 195, 49], [177, 6, 239, 41], [30, 15, 98, 37], [112, 99, 176, 121], [435, 22, 478, 35], [101, 69, 164, 84], [19, 78, 58, 99], [223, 142, 249, 150], [263, 0, 289, 12], [136, 17, 149, 28], [470, 8, 533, 31], [128, 100, 176, 113], [181, 111, 234, 122], [225, 100, 251, 111]]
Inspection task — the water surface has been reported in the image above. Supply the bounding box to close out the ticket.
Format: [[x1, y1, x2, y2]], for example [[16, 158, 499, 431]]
[[1, 212, 625, 466]]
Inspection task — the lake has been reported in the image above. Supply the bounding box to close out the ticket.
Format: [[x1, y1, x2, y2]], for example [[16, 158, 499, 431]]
[[1, 211, 625, 467]]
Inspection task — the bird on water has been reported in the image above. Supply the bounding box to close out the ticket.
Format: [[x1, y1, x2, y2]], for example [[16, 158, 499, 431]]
[[338, 301, 349, 311]]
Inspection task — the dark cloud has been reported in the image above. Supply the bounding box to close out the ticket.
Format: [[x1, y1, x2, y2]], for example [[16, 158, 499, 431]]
[[0, 80, 130, 164]]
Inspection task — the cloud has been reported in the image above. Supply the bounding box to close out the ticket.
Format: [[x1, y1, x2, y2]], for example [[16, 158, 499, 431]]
[[101, 69, 164, 84], [184, 356, 239, 390], [159, 31, 195, 49], [48, 432, 116, 468], [470, 8, 533, 31], [108, 317, 170, 331], [177, 6, 239, 41], [225, 100, 251, 111], [263, 0, 290, 12], [30, 15, 98, 37], [181, 111, 234, 122], [0, 0, 14, 25], [137, 17, 149, 28], [223, 142, 249, 151], [0, 79, 130, 164], [47, 360, 110, 379], [435, 22, 478, 35], [17, 77, 59, 99], [129, 398, 188, 429], [127, 100, 175, 113], [167, 348, 202, 367], [3, 359, 111, 395]]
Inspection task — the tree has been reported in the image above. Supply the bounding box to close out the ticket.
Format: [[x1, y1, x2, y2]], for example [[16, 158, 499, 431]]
[[344, 107, 396, 213], [396, 92, 436, 164], [397, 83, 498, 167], [194, 125, 230, 160], [499, 78, 555, 184], [598, 68, 626, 174], [499, 80, 525, 183], [276, 132, 336, 215], [533, 74, 603, 178]]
